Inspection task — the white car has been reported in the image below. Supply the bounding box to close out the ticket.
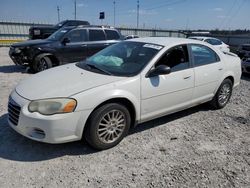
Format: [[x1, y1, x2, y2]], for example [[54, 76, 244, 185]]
[[8, 37, 241, 150], [189, 36, 230, 52]]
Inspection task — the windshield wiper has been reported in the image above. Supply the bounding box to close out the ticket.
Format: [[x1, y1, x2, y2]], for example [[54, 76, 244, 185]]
[[86, 63, 113, 75]]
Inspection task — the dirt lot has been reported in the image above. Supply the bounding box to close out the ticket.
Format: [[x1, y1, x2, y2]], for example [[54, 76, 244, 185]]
[[0, 47, 249, 188]]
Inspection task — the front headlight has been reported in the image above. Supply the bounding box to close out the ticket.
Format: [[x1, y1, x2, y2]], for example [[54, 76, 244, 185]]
[[14, 48, 21, 53], [28, 98, 77, 115]]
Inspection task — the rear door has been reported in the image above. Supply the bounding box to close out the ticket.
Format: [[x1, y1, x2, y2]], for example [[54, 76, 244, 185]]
[[190, 44, 224, 102], [87, 29, 107, 56]]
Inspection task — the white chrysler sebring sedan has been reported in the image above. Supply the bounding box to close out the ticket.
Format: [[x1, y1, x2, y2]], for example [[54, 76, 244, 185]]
[[8, 37, 241, 150]]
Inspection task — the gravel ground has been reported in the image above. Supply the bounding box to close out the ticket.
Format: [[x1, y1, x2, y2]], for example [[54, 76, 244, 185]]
[[0, 47, 249, 188]]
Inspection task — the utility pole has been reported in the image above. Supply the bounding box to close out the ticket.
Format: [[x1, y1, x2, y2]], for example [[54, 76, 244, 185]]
[[137, 0, 139, 29], [57, 6, 60, 22], [113, 1, 116, 27], [74, 0, 77, 20]]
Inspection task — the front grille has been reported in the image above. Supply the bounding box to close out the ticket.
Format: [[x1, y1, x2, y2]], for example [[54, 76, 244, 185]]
[[8, 98, 21, 126], [246, 67, 250, 72]]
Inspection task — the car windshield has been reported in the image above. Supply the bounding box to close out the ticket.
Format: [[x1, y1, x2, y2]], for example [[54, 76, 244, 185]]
[[47, 28, 71, 41], [55, 20, 66, 28], [76, 41, 163, 76]]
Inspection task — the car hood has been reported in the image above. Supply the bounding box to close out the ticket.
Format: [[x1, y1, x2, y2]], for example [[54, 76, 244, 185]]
[[11, 39, 53, 48], [16, 64, 126, 100]]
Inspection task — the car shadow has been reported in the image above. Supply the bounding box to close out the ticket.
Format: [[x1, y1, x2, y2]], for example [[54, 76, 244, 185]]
[[0, 65, 28, 73], [0, 104, 209, 162]]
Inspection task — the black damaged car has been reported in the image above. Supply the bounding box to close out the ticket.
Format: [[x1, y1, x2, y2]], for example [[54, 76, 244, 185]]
[[9, 26, 122, 72]]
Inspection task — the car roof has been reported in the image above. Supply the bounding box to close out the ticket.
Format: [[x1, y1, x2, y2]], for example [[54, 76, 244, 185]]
[[189, 36, 222, 40], [128, 37, 208, 47], [62, 25, 118, 31]]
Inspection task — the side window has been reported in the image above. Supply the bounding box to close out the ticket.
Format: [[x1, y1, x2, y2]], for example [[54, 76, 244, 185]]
[[205, 39, 222, 45], [89, 29, 106, 41], [105, 30, 120, 40], [155, 45, 189, 72], [65, 29, 87, 43], [191, 45, 220, 66]]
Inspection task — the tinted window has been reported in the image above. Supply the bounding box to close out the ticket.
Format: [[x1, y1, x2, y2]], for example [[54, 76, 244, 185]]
[[105, 30, 120, 40], [65, 29, 87, 42], [191, 45, 219, 66], [65, 21, 77, 26], [89, 29, 106, 41], [155, 45, 189, 72], [205, 39, 222, 45]]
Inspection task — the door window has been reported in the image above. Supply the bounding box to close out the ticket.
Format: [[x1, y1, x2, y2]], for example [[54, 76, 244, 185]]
[[89, 29, 106, 41], [191, 44, 220, 66], [105, 30, 120, 40], [155, 45, 189, 72], [65, 29, 87, 43]]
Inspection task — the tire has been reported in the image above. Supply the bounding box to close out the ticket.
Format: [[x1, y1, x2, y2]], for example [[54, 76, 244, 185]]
[[84, 103, 131, 150], [33, 55, 52, 72], [210, 79, 233, 109]]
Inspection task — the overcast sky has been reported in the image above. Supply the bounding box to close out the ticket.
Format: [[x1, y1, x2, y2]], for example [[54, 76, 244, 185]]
[[0, 0, 249, 30]]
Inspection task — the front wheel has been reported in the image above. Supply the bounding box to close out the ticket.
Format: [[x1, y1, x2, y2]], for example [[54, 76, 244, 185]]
[[85, 103, 131, 150], [210, 79, 233, 109], [33, 55, 52, 72]]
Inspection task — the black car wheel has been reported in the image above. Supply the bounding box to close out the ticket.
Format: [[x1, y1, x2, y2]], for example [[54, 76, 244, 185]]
[[84, 103, 131, 150], [210, 79, 233, 109], [34, 55, 52, 72]]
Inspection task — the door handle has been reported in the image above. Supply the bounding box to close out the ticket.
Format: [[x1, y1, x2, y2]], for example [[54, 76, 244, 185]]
[[104, 43, 110, 46], [218, 68, 223, 71], [183, 76, 191, 79], [81, 44, 87, 47]]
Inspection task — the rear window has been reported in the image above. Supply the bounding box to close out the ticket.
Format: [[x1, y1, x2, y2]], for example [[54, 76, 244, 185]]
[[205, 39, 222, 45], [105, 30, 120, 40], [89, 29, 106, 41]]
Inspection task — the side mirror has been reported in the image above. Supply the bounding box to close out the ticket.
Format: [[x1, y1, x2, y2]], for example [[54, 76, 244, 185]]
[[146, 65, 171, 78], [62, 38, 70, 45]]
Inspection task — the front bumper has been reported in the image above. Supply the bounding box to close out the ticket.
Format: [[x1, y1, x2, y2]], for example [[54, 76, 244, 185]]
[[9, 47, 30, 66], [8, 90, 91, 144]]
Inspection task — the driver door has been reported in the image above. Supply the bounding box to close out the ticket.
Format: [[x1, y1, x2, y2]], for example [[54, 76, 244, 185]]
[[60, 29, 88, 63], [140, 45, 195, 121]]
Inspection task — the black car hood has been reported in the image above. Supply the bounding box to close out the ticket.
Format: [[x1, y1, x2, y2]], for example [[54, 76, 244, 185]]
[[11, 39, 53, 48]]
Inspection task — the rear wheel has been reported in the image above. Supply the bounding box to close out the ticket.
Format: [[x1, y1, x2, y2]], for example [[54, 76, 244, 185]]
[[85, 103, 131, 150], [33, 55, 52, 72], [210, 79, 233, 109]]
